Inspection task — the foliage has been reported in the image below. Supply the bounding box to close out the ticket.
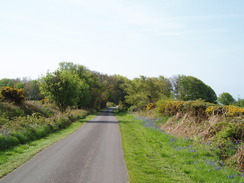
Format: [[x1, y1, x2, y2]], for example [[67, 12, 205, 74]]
[[0, 114, 96, 178], [117, 112, 243, 182], [106, 75, 129, 105], [58, 62, 108, 109], [58, 62, 91, 107], [24, 80, 43, 100], [15, 82, 24, 89], [0, 109, 88, 150], [0, 98, 90, 151], [0, 78, 15, 88], [0, 102, 26, 120], [236, 98, 244, 107], [0, 87, 25, 104], [218, 92, 235, 105], [39, 70, 83, 112], [206, 105, 244, 117], [124, 76, 172, 110], [157, 99, 211, 120], [156, 98, 244, 170], [174, 75, 217, 103]]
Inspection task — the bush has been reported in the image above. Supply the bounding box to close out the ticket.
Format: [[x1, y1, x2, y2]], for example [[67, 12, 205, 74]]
[[0, 109, 88, 150], [0, 87, 25, 104], [157, 99, 211, 120], [206, 105, 244, 117], [157, 99, 244, 119], [156, 99, 244, 171]]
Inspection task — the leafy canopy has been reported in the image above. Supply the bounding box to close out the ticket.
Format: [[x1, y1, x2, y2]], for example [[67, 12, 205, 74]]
[[175, 75, 217, 103], [124, 76, 172, 110], [39, 70, 82, 112], [218, 92, 235, 105]]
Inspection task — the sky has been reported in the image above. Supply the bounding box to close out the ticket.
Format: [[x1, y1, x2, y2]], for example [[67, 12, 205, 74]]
[[0, 0, 244, 99]]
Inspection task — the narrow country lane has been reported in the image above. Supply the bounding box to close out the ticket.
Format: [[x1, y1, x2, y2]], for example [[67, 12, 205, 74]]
[[0, 108, 128, 183]]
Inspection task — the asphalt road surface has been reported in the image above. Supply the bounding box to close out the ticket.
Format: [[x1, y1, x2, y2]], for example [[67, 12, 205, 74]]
[[0, 108, 128, 183]]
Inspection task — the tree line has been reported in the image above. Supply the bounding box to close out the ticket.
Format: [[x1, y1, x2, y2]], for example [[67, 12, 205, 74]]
[[0, 62, 243, 112]]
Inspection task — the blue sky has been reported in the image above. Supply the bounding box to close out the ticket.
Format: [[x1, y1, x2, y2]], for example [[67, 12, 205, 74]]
[[0, 0, 244, 99]]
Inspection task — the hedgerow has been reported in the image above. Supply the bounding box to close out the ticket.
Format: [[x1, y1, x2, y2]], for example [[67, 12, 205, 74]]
[[157, 99, 244, 118], [0, 109, 88, 150], [155, 99, 244, 171]]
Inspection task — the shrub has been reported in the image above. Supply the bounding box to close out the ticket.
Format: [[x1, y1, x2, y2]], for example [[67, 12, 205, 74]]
[[206, 105, 244, 117], [0, 109, 88, 150], [157, 99, 244, 118], [157, 99, 211, 120], [0, 87, 25, 104], [157, 100, 184, 116]]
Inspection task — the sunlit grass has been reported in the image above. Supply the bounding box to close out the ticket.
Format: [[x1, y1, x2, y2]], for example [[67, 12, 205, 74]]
[[117, 112, 244, 183]]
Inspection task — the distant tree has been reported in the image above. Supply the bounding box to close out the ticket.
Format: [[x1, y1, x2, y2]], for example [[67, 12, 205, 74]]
[[107, 75, 129, 105], [0, 78, 15, 88], [175, 75, 217, 103], [15, 82, 24, 89], [39, 70, 82, 112], [24, 80, 43, 100], [236, 98, 244, 107], [58, 62, 98, 109], [218, 92, 235, 105], [124, 76, 172, 110], [92, 72, 113, 109]]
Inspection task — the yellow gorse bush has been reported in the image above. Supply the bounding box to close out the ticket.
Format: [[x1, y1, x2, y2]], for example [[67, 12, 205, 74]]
[[157, 99, 244, 118], [206, 105, 244, 117], [224, 105, 244, 117], [0, 86, 25, 104]]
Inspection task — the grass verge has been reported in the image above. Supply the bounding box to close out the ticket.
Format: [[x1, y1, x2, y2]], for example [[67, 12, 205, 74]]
[[116, 112, 244, 183], [0, 114, 96, 178]]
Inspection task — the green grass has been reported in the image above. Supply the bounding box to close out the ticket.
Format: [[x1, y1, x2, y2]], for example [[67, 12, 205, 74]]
[[117, 112, 244, 183], [0, 114, 96, 178]]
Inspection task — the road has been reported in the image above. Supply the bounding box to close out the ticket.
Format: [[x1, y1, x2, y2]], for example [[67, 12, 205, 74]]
[[0, 108, 128, 183]]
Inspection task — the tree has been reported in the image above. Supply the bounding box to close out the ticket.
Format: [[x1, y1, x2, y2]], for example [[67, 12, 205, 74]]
[[39, 70, 82, 112], [24, 80, 43, 100], [124, 76, 172, 110], [236, 98, 244, 107], [0, 78, 15, 88], [15, 82, 24, 89], [58, 62, 107, 109], [218, 92, 235, 105], [175, 75, 217, 103], [107, 75, 129, 105]]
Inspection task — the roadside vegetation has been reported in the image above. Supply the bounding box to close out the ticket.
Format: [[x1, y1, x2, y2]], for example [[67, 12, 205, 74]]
[[0, 61, 243, 180], [0, 101, 89, 150], [0, 113, 96, 178], [155, 99, 244, 171], [0, 62, 127, 151], [118, 74, 243, 173], [117, 112, 244, 183]]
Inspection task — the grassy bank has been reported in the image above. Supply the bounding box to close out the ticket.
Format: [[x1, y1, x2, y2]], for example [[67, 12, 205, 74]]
[[0, 101, 91, 150], [0, 114, 96, 178], [117, 112, 244, 183]]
